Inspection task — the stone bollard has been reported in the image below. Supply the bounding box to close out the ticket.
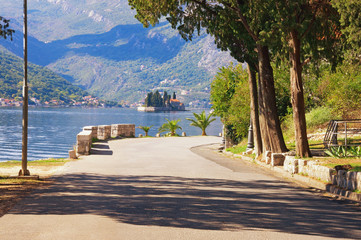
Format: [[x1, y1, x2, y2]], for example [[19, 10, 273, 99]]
[[138, 134, 143, 138], [111, 124, 122, 138], [182, 132, 186, 137], [68, 150, 77, 159], [97, 125, 111, 140], [283, 156, 298, 173], [83, 126, 98, 140], [264, 151, 272, 164], [271, 153, 285, 166], [76, 131, 92, 155], [156, 133, 160, 137]]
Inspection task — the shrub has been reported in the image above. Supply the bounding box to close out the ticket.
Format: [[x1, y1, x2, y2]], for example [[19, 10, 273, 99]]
[[305, 106, 336, 129]]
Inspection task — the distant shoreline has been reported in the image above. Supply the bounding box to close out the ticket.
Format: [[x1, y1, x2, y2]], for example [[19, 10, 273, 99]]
[[137, 106, 186, 112]]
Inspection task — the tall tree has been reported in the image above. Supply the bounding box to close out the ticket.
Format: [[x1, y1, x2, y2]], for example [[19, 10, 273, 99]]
[[268, 0, 341, 157], [332, 0, 361, 63], [128, 0, 287, 153]]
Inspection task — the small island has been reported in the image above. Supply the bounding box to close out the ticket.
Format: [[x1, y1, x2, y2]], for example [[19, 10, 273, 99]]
[[137, 90, 185, 112]]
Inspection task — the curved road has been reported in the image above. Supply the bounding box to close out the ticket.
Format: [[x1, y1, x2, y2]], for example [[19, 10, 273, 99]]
[[0, 136, 360, 239]]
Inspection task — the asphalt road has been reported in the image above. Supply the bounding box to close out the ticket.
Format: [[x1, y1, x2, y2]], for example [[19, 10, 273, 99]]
[[0, 136, 360, 240]]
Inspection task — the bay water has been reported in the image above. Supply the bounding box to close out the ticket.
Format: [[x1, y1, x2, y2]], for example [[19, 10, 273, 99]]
[[0, 107, 222, 162]]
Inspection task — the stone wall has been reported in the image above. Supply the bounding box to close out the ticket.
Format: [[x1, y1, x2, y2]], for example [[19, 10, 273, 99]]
[[76, 131, 92, 155], [97, 125, 111, 140], [332, 170, 361, 191], [111, 124, 135, 138], [76, 123, 135, 156], [268, 151, 361, 190], [83, 126, 98, 139]]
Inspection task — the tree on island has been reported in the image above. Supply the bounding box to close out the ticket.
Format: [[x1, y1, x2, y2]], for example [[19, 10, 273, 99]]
[[145, 90, 176, 108], [186, 111, 216, 136]]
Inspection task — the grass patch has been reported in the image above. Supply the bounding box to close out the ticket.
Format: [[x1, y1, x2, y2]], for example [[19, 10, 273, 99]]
[[226, 144, 247, 154], [0, 158, 71, 168], [320, 159, 361, 171]]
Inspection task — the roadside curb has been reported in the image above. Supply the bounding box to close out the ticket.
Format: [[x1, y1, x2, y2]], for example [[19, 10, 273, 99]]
[[225, 151, 361, 204]]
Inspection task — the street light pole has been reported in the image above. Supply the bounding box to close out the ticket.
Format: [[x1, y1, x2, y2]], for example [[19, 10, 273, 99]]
[[19, 0, 29, 176], [246, 118, 254, 151]]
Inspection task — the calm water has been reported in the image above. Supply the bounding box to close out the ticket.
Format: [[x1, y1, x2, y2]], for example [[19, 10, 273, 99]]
[[0, 107, 222, 162]]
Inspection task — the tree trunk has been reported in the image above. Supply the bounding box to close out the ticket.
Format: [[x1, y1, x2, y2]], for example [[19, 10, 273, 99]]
[[257, 45, 288, 153], [289, 31, 311, 157], [202, 130, 206, 136], [257, 71, 270, 155], [247, 63, 262, 156]]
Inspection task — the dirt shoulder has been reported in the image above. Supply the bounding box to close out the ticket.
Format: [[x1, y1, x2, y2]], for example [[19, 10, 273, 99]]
[[0, 159, 72, 217], [0, 178, 52, 217]]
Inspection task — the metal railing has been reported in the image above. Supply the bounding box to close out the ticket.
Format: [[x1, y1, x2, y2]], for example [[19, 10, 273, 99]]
[[323, 120, 361, 155]]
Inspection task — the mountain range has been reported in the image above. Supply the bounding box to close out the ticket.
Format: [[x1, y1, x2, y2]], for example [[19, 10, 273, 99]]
[[0, 0, 235, 106]]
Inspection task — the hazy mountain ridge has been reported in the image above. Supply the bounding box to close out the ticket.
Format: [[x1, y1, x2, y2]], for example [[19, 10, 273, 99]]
[[0, 0, 235, 105]]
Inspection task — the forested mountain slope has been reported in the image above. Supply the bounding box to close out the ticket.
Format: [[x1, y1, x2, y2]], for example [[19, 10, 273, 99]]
[[0, 50, 87, 103]]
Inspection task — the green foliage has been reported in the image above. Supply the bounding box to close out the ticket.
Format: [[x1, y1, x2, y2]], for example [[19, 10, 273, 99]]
[[158, 119, 182, 136], [186, 111, 216, 136], [0, 51, 87, 103], [273, 62, 292, 117], [332, 0, 361, 62], [0, 17, 14, 40], [325, 146, 361, 158], [282, 106, 337, 142], [211, 63, 250, 141], [137, 125, 153, 137], [306, 63, 361, 118], [305, 107, 335, 129]]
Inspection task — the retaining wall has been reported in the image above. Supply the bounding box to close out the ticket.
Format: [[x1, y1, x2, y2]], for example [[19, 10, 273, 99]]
[[76, 123, 135, 156], [265, 151, 361, 192]]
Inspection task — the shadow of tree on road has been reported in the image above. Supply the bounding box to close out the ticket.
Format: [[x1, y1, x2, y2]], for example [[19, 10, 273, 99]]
[[11, 174, 361, 238]]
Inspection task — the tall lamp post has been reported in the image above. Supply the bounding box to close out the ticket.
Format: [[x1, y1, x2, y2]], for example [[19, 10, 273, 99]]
[[19, 0, 29, 176], [246, 118, 254, 151]]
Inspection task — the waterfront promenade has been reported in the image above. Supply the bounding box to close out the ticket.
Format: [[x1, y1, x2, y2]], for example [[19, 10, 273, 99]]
[[0, 136, 360, 239]]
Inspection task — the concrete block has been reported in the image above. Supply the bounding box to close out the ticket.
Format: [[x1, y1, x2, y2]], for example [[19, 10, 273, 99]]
[[111, 124, 122, 138], [298, 159, 308, 174], [357, 172, 361, 191], [83, 126, 98, 139], [337, 170, 347, 189], [264, 150, 272, 163], [283, 156, 298, 174], [182, 132, 187, 137], [138, 134, 143, 138], [156, 133, 160, 137], [76, 131, 92, 155], [346, 171, 357, 191], [271, 153, 285, 166], [68, 150, 77, 159], [97, 125, 111, 140]]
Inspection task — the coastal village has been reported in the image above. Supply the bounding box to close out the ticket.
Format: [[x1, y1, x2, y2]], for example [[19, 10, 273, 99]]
[[0, 96, 106, 107]]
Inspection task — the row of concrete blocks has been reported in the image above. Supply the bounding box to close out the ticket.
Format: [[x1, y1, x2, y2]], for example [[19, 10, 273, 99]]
[[264, 151, 361, 191], [76, 124, 135, 155]]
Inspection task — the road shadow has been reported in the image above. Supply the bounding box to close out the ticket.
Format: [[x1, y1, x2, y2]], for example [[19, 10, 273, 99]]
[[9, 174, 361, 239], [90, 142, 113, 155]]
